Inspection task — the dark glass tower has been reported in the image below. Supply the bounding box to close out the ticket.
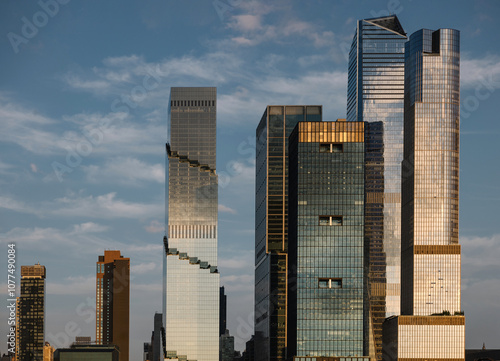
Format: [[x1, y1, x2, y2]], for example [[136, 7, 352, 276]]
[[382, 28, 464, 360], [220, 286, 227, 336], [17, 264, 45, 361], [288, 120, 368, 357], [164, 87, 219, 361], [346, 15, 407, 360], [96, 250, 130, 361], [254, 105, 322, 361]]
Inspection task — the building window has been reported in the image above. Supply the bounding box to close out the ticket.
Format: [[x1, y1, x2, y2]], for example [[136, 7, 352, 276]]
[[319, 215, 343, 226], [319, 143, 343, 153], [318, 278, 342, 289]]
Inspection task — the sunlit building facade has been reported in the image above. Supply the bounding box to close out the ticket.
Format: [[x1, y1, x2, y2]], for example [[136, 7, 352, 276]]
[[17, 265, 46, 361], [346, 15, 407, 360], [254, 105, 322, 361], [164, 87, 219, 361], [96, 250, 130, 361], [288, 120, 368, 358], [382, 28, 464, 361]]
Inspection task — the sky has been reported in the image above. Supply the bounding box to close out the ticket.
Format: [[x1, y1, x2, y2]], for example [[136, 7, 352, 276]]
[[0, 0, 499, 358]]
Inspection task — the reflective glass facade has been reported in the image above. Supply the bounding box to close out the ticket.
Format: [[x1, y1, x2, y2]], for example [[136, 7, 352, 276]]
[[402, 29, 461, 316], [164, 87, 219, 361], [346, 16, 407, 360], [288, 121, 366, 357], [254, 106, 322, 361], [17, 265, 46, 361], [383, 316, 465, 361], [382, 28, 463, 361]]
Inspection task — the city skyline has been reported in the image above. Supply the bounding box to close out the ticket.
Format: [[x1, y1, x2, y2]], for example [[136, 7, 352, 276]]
[[1, 1, 500, 359]]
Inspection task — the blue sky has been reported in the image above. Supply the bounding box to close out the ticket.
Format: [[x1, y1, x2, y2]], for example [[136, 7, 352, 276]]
[[0, 0, 499, 357]]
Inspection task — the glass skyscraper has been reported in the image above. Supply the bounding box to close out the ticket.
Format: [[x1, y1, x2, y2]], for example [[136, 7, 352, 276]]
[[382, 28, 464, 360], [17, 264, 46, 361], [287, 120, 368, 358], [346, 15, 407, 360], [164, 87, 219, 361], [254, 105, 322, 361]]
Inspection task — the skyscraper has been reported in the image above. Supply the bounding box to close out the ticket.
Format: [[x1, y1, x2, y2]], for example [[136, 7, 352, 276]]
[[96, 250, 130, 361], [17, 264, 46, 361], [347, 15, 407, 359], [164, 87, 219, 361], [254, 105, 322, 361], [220, 286, 227, 336], [382, 28, 464, 360], [287, 120, 368, 358]]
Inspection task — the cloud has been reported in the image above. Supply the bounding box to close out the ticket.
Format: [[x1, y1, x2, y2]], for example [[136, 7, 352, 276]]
[[83, 157, 164, 185], [47, 275, 96, 295], [0, 98, 64, 155], [0, 195, 39, 215], [0, 223, 114, 258], [51, 192, 163, 220], [125, 243, 163, 253], [461, 234, 500, 348], [131, 262, 157, 275], [231, 14, 262, 32], [219, 204, 237, 214], [220, 274, 254, 293], [226, 6, 336, 48], [145, 220, 164, 233], [0, 192, 162, 220], [462, 233, 500, 286], [72, 222, 109, 234], [461, 54, 500, 89]]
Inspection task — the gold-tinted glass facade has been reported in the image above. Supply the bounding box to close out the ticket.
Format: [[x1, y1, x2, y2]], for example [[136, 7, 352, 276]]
[[383, 27, 464, 361], [254, 106, 322, 361], [402, 28, 461, 316], [383, 316, 465, 361], [347, 16, 407, 360]]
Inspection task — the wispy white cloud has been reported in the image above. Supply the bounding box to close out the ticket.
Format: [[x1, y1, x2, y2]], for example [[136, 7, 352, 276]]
[[0, 192, 162, 220], [462, 233, 500, 286], [0, 195, 39, 215], [83, 157, 164, 185], [0, 222, 111, 255], [51, 192, 163, 220], [47, 275, 95, 295], [219, 204, 237, 214], [131, 262, 158, 275], [145, 220, 164, 234], [461, 55, 500, 89]]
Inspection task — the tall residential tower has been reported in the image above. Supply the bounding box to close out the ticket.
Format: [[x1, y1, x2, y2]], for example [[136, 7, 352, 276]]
[[96, 250, 130, 361], [164, 87, 219, 361], [347, 15, 407, 360], [383, 28, 464, 361]]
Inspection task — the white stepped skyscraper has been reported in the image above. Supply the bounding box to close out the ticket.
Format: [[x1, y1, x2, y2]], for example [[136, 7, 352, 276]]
[[163, 87, 219, 361]]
